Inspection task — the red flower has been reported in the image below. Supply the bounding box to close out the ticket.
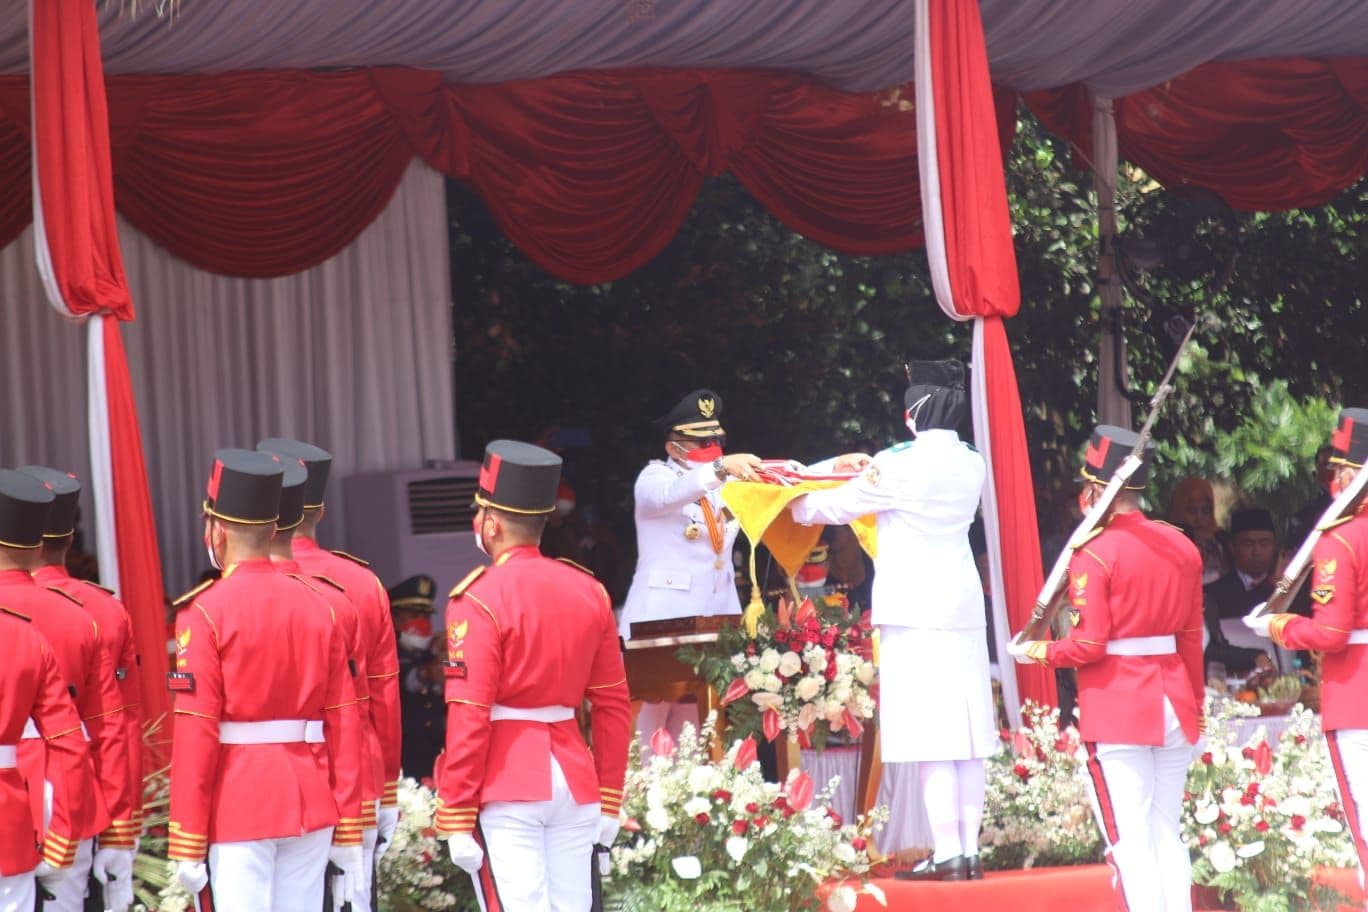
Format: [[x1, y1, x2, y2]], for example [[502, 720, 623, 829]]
[[1255, 820, 1270, 833], [1328, 802, 1343, 819], [1218, 822, 1232, 835], [712, 789, 733, 803], [753, 815, 771, 829], [745, 802, 760, 814], [851, 837, 868, 852], [1239, 794, 1254, 806], [1201, 752, 1213, 765], [775, 629, 790, 644], [746, 643, 756, 656], [821, 630, 837, 648], [420, 776, 435, 789], [773, 796, 789, 810], [1246, 782, 1260, 797], [1295, 734, 1307, 745], [1013, 763, 1031, 781], [694, 813, 710, 825], [1198, 835, 1208, 846], [731, 819, 749, 835], [824, 658, 840, 681], [1241, 747, 1255, 759], [1291, 815, 1307, 831], [827, 808, 844, 828], [420, 851, 432, 864], [420, 827, 438, 839]]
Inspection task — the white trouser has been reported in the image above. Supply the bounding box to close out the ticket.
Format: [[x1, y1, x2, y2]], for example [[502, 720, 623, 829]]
[[1083, 698, 1194, 912], [474, 757, 600, 912], [207, 826, 333, 912], [44, 837, 94, 912], [1324, 728, 1368, 886], [634, 702, 699, 759], [0, 870, 35, 912], [353, 825, 378, 912]]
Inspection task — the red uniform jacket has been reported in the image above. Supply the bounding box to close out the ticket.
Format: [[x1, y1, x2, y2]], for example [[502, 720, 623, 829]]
[[1274, 511, 1368, 732], [167, 559, 364, 859], [434, 546, 631, 836], [0, 569, 128, 847], [34, 565, 144, 843], [0, 608, 97, 875], [294, 537, 402, 809], [1045, 512, 1205, 746]]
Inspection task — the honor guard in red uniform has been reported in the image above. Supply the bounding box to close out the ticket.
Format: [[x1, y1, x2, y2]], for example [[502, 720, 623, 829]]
[[1010, 426, 1204, 912], [434, 440, 632, 911], [258, 437, 403, 906], [1251, 408, 1368, 882], [22, 466, 143, 912], [168, 450, 365, 911], [0, 601, 99, 911], [0, 470, 133, 912]]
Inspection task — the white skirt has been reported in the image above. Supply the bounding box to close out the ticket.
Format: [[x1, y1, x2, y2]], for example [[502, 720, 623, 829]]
[[878, 625, 998, 762]]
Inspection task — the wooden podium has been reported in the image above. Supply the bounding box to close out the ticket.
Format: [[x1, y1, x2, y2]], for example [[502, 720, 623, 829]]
[[624, 616, 729, 758]]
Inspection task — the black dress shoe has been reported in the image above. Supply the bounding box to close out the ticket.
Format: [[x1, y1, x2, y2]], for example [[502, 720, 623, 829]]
[[966, 855, 983, 880], [894, 854, 968, 882]]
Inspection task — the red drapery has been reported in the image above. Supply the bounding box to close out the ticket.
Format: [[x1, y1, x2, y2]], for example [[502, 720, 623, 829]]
[[0, 60, 1362, 283], [29, 0, 171, 746]]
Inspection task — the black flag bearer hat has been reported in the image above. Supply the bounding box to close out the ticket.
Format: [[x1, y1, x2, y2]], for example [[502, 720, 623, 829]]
[[204, 449, 284, 524], [475, 440, 562, 515], [653, 389, 726, 440], [0, 469, 55, 549], [257, 438, 332, 508], [1079, 424, 1155, 490], [1329, 408, 1368, 469], [389, 574, 437, 609], [274, 458, 310, 531], [18, 466, 80, 538]]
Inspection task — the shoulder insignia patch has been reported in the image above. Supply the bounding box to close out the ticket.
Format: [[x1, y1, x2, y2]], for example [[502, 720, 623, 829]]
[[1311, 586, 1335, 605], [311, 574, 347, 592], [556, 557, 595, 577], [0, 605, 32, 622], [172, 578, 216, 608], [863, 465, 881, 487], [1320, 515, 1355, 531], [330, 549, 370, 567], [45, 586, 84, 606], [449, 566, 486, 599]]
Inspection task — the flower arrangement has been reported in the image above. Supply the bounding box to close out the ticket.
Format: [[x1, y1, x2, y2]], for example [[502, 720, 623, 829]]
[[678, 595, 876, 749], [979, 702, 1104, 870], [607, 716, 887, 912], [374, 777, 476, 911], [1184, 700, 1355, 912]]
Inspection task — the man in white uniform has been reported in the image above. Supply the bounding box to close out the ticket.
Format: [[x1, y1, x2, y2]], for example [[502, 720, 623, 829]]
[[788, 360, 994, 881], [620, 389, 763, 748]]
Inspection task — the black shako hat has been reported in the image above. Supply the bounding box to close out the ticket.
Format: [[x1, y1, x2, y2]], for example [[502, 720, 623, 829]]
[[257, 438, 332, 508], [0, 469, 55, 549], [1330, 408, 1368, 469], [18, 466, 80, 538], [475, 440, 562, 515], [653, 389, 726, 440], [204, 449, 284, 525], [1079, 424, 1155, 490], [388, 574, 437, 610], [904, 359, 968, 432], [275, 458, 310, 531]]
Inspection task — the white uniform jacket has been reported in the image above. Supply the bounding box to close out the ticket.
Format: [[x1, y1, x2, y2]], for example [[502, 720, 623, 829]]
[[620, 459, 741, 639], [792, 430, 985, 630]]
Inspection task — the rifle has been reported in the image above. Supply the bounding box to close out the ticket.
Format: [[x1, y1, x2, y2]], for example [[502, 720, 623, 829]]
[[590, 844, 609, 912], [1247, 465, 1368, 620], [1013, 317, 1198, 645]]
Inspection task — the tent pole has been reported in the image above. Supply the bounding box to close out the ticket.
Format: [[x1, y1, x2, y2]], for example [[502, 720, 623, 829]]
[[1092, 92, 1132, 428]]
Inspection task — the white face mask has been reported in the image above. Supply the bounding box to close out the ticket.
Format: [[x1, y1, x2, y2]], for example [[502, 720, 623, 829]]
[[473, 513, 490, 556], [204, 522, 223, 571], [399, 631, 433, 651], [904, 393, 932, 437]]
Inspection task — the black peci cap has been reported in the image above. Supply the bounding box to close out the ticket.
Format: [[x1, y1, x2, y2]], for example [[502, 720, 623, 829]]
[[1229, 508, 1276, 538], [1329, 408, 1368, 469], [275, 458, 309, 531], [1079, 424, 1155, 490], [653, 389, 725, 440], [388, 574, 436, 610], [204, 449, 284, 525], [257, 438, 332, 508], [475, 440, 562, 515], [0, 469, 56, 549], [18, 466, 80, 538]]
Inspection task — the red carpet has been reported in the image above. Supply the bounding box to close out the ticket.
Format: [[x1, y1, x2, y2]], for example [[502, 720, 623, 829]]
[[842, 865, 1363, 911]]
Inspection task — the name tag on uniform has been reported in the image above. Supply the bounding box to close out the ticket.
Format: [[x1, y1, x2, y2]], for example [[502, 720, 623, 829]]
[[166, 672, 195, 693], [444, 660, 468, 680]]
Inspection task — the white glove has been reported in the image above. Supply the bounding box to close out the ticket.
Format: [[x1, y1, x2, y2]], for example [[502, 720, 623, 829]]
[[1243, 613, 1273, 638], [35, 859, 74, 891], [92, 847, 135, 912], [597, 815, 621, 848], [328, 844, 365, 907], [375, 806, 400, 863], [175, 860, 208, 895], [446, 833, 484, 875], [1006, 638, 1032, 666]]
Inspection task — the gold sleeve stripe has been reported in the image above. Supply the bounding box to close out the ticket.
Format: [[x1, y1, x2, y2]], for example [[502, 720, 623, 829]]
[[447, 698, 491, 708], [587, 678, 626, 690]]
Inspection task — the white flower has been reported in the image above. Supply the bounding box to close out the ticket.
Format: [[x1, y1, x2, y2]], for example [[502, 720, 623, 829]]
[[759, 649, 781, 673], [752, 691, 784, 712], [832, 683, 852, 704], [645, 807, 671, 831], [834, 842, 858, 864], [763, 674, 783, 693], [795, 676, 824, 702], [827, 885, 858, 912], [646, 784, 667, 810], [1207, 841, 1238, 873], [1279, 795, 1311, 818], [1236, 840, 1265, 859], [807, 650, 827, 673], [855, 662, 876, 685], [744, 669, 766, 690], [725, 836, 749, 863], [731, 655, 747, 671], [683, 796, 711, 818], [1193, 804, 1220, 825], [688, 765, 716, 794], [672, 856, 702, 879], [779, 651, 803, 677]]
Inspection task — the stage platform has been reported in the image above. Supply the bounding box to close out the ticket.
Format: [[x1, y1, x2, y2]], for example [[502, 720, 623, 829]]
[[844, 864, 1364, 911]]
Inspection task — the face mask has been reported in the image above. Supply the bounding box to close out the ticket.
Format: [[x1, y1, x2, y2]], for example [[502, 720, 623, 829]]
[[555, 498, 575, 519], [904, 394, 931, 437], [399, 630, 433, 651], [685, 443, 723, 463], [473, 513, 490, 556], [204, 524, 222, 571]]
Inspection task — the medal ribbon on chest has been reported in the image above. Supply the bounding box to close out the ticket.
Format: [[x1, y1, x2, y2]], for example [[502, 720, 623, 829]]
[[698, 497, 726, 570]]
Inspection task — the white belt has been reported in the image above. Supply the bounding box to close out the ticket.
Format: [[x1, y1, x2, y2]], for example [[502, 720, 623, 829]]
[[489, 705, 575, 723], [0, 745, 16, 768], [1348, 630, 1368, 645], [21, 719, 89, 741], [218, 720, 326, 744], [1106, 635, 1176, 656]]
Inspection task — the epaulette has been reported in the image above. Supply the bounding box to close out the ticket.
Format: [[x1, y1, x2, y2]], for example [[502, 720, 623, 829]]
[[449, 566, 486, 599], [1, 605, 31, 622], [311, 574, 346, 592], [172, 578, 216, 609], [556, 557, 595, 577], [45, 586, 84, 607], [1152, 519, 1183, 531], [286, 573, 323, 594], [330, 550, 369, 567], [1320, 515, 1355, 532], [1070, 526, 1106, 549], [84, 582, 117, 596]]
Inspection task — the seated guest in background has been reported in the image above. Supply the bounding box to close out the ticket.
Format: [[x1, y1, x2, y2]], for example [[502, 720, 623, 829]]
[[1168, 476, 1229, 585], [389, 575, 445, 781], [1203, 508, 1278, 675]]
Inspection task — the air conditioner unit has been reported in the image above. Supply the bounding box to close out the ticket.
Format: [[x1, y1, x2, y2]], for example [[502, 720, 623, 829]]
[[342, 465, 485, 625]]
